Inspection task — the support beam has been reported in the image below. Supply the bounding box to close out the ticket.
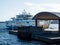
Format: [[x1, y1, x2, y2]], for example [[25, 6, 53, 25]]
[[59, 20, 60, 34], [35, 19, 37, 27]]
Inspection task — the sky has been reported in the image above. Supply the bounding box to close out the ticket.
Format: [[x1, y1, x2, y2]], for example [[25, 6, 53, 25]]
[[0, 0, 60, 21]]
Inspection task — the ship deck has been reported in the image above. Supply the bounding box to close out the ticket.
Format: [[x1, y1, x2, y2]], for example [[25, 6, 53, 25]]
[[32, 33, 60, 45]]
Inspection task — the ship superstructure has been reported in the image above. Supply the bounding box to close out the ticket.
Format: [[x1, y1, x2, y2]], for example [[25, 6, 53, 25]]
[[6, 10, 35, 29]]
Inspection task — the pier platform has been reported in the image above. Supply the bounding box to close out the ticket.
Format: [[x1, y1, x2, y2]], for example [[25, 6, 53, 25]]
[[32, 33, 60, 45]]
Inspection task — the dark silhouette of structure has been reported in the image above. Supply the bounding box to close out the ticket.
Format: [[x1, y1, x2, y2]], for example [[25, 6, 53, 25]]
[[32, 12, 60, 45]]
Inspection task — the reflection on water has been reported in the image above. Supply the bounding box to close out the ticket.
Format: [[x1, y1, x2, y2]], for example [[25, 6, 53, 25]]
[[0, 29, 46, 45]]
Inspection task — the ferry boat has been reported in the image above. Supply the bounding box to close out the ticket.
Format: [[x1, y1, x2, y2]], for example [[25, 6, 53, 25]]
[[6, 10, 34, 30], [31, 12, 60, 45]]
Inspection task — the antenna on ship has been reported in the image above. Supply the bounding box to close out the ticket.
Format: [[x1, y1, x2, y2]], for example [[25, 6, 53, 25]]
[[22, 9, 27, 15], [28, 13, 30, 15]]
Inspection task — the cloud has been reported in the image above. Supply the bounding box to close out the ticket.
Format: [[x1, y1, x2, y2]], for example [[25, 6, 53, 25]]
[[41, 4, 60, 12], [25, 2, 60, 11], [24, 2, 60, 15], [24, 2, 33, 6]]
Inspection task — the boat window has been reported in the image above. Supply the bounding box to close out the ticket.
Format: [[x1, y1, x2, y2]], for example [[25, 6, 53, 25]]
[[37, 20, 59, 31]]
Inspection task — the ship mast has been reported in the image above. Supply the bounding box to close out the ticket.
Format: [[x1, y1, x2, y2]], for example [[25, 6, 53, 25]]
[[22, 9, 27, 15]]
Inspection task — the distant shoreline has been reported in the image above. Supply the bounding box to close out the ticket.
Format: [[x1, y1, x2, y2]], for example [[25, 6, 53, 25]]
[[0, 21, 5, 23]]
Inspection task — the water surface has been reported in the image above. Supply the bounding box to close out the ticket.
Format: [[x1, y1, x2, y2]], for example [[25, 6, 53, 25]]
[[0, 29, 46, 45]]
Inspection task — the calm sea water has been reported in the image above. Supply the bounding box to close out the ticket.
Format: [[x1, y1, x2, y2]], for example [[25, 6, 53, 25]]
[[0, 29, 46, 45]]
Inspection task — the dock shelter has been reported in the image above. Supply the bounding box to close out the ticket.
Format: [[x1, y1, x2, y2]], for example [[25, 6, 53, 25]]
[[32, 12, 60, 45]]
